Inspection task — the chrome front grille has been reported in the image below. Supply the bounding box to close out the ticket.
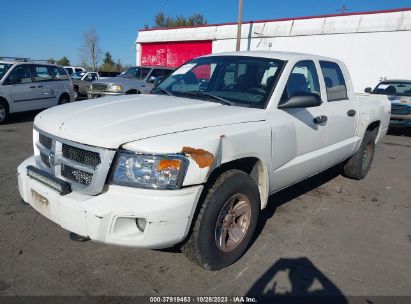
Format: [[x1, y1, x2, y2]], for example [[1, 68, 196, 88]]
[[391, 103, 411, 115], [91, 83, 109, 92], [34, 129, 116, 195], [39, 133, 52, 149], [62, 144, 101, 168]]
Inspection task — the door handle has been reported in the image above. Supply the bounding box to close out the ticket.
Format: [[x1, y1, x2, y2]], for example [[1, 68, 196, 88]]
[[313, 115, 328, 124], [29, 86, 36, 89], [347, 109, 356, 117], [37, 85, 43, 88]]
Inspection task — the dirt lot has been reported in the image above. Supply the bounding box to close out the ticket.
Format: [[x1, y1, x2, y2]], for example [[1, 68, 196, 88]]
[[0, 111, 410, 298]]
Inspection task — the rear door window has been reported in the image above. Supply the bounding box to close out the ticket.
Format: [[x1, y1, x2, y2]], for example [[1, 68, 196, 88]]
[[51, 66, 69, 80], [32, 65, 53, 82], [320, 61, 348, 101]]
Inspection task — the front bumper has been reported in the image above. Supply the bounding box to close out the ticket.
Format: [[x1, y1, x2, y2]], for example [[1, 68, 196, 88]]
[[18, 156, 203, 249], [87, 91, 124, 99]]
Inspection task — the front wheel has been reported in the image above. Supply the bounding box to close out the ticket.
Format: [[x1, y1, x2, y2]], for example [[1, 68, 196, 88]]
[[0, 101, 9, 124], [181, 169, 260, 270]]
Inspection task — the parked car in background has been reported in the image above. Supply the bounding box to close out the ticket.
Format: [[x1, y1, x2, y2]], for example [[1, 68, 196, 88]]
[[365, 80, 411, 127], [71, 71, 101, 100], [18, 52, 390, 269], [0, 58, 74, 123], [87, 66, 173, 98], [64, 66, 85, 76]]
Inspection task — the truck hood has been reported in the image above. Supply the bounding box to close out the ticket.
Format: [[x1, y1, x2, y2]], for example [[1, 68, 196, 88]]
[[93, 77, 143, 85], [34, 94, 267, 149]]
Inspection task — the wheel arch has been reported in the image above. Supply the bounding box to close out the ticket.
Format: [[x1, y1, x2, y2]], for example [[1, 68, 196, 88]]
[[206, 157, 269, 210]]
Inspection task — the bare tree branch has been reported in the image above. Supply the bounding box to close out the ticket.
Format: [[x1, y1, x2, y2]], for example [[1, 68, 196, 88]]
[[80, 28, 102, 71]]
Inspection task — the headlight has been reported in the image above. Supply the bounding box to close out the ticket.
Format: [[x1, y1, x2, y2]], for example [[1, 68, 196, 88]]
[[110, 152, 188, 189], [108, 84, 123, 92]]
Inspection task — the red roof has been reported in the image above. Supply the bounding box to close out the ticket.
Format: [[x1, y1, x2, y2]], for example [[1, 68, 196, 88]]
[[139, 7, 411, 32]]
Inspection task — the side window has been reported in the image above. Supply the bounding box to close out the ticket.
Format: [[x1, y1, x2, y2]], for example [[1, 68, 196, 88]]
[[141, 68, 151, 79], [51, 66, 69, 80], [64, 68, 73, 75], [281, 60, 320, 102], [75, 68, 84, 73], [320, 61, 348, 101], [7, 65, 32, 84], [148, 69, 164, 79], [32, 65, 53, 82], [86, 73, 97, 81]]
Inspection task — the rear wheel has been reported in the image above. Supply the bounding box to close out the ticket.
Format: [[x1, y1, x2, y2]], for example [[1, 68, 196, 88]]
[[58, 94, 70, 105], [342, 129, 377, 180], [181, 169, 260, 270], [0, 101, 9, 124]]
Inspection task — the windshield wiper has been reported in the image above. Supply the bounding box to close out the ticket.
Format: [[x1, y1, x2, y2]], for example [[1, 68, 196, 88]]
[[198, 92, 232, 106], [180, 91, 232, 106], [152, 87, 173, 96]]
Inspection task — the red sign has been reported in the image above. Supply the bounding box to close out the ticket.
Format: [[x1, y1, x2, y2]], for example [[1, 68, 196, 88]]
[[141, 41, 212, 68]]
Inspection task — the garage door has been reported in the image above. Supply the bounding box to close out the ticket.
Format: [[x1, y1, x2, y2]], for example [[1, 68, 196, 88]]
[[141, 41, 212, 68]]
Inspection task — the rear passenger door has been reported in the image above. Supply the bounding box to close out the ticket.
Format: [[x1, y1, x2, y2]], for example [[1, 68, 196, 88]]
[[319, 61, 357, 164]]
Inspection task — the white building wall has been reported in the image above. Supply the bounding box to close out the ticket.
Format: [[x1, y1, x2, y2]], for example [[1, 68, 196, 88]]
[[137, 9, 411, 91], [212, 31, 411, 91]]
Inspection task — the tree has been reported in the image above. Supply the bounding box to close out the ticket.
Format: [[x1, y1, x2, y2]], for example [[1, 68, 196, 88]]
[[57, 56, 70, 66], [47, 58, 56, 64], [153, 12, 207, 28], [80, 28, 101, 71], [103, 52, 114, 65]]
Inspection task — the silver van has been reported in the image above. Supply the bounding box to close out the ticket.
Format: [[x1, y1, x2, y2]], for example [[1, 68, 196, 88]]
[[0, 58, 75, 123]]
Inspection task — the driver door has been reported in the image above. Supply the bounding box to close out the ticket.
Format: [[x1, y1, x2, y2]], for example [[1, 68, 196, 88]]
[[270, 60, 329, 191], [6, 64, 38, 112]]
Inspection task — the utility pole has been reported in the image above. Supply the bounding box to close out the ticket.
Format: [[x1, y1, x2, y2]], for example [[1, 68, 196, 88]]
[[236, 0, 243, 51]]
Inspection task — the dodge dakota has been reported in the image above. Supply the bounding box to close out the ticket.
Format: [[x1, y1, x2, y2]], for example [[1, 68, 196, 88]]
[[18, 52, 390, 270]]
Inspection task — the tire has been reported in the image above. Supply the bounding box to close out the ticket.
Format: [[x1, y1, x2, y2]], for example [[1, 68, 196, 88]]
[[73, 87, 79, 100], [58, 94, 70, 105], [181, 169, 260, 270], [342, 129, 377, 180], [0, 100, 9, 124]]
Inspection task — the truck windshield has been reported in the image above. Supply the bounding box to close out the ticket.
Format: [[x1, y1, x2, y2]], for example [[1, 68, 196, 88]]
[[0, 63, 13, 81], [373, 81, 411, 97], [153, 56, 285, 108]]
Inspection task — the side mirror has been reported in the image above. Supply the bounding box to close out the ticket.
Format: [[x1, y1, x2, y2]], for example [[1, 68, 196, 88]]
[[153, 76, 164, 87], [364, 87, 372, 93], [147, 76, 157, 83], [278, 93, 322, 109]]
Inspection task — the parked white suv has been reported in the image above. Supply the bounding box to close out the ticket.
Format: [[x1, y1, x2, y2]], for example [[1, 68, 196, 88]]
[[0, 58, 75, 123], [63, 66, 85, 76]]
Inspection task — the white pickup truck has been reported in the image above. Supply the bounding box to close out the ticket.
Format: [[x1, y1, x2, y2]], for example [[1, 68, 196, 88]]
[[18, 52, 390, 270]]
